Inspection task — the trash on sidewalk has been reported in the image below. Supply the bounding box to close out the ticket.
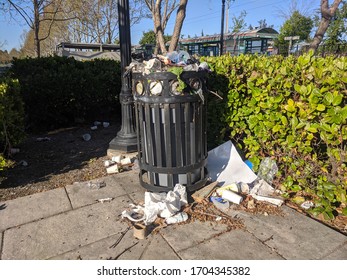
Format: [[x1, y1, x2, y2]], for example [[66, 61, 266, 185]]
[[144, 184, 187, 225], [220, 189, 243, 205], [111, 155, 122, 163], [301, 201, 314, 210], [207, 141, 257, 187], [121, 204, 145, 223], [106, 164, 119, 174], [10, 148, 20, 154], [121, 184, 187, 226], [36, 137, 51, 142], [82, 133, 91, 141], [87, 180, 106, 189], [249, 179, 284, 206], [210, 195, 230, 212], [257, 157, 278, 186], [105, 155, 134, 173], [207, 141, 283, 207], [19, 160, 28, 167], [104, 160, 114, 167], [91, 120, 110, 129], [235, 195, 284, 216], [191, 181, 219, 203], [250, 194, 283, 207], [97, 197, 114, 203], [133, 223, 148, 239], [120, 157, 131, 166], [165, 212, 188, 224]]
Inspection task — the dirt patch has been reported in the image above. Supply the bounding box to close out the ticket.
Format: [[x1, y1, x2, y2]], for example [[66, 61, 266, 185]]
[[0, 122, 121, 201]]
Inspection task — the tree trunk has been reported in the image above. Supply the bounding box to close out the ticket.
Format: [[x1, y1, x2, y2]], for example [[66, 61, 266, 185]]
[[153, 0, 167, 54], [168, 0, 187, 52], [34, 0, 41, 57], [309, 0, 342, 52]]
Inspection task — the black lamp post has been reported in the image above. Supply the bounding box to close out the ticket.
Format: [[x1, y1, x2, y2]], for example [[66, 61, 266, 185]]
[[220, 0, 226, 56], [108, 0, 137, 153]]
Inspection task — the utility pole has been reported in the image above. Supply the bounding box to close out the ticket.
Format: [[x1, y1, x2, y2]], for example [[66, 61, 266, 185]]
[[284, 36, 300, 56], [220, 0, 226, 55], [225, 0, 230, 33]]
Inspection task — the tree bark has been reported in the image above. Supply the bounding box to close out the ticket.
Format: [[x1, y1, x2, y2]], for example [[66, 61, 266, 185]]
[[34, 0, 41, 57], [168, 0, 187, 52], [153, 0, 167, 54], [309, 0, 342, 52]]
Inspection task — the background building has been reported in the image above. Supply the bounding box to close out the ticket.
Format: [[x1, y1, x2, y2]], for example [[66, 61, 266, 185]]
[[180, 27, 279, 56]]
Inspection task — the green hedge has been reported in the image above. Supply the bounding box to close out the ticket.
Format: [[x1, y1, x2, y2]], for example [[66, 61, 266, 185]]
[[203, 52, 347, 220], [0, 77, 25, 171], [10, 56, 122, 131]]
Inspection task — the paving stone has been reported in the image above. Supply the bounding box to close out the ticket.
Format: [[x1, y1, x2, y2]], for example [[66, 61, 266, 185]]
[[140, 234, 180, 260], [178, 229, 284, 260], [66, 175, 128, 209], [52, 223, 178, 260], [117, 170, 144, 195], [235, 206, 347, 260], [127, 191, 145, 205], [2, 195, 130, 260], [49, 228, 143, 260], [322, 242, 347, 260], [161, 220, 229, 252], [0, 188, 71, 232]]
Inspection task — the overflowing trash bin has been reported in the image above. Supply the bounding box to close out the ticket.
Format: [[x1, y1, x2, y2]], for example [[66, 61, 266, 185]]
[[132, 62, 208, 192]]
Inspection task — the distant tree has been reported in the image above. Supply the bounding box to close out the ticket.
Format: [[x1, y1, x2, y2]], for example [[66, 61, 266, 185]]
[[310, 0, 343, 51], [139, 29, 171, 45], [1, 0, 75, 57], [9, 48, 21, 58], [139, 30, 157, 45], [230, 10, 247, 33], [201, 29, 204, 36], [248, 24, 254, 30], [275, 10, 313, 54], [0, 50, 10, 63], [257, 19, 274, 29]]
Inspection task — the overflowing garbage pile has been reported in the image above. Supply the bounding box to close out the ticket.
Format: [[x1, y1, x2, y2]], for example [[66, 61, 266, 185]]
[[121, 141, 286, 240], [125, 50, 210, 76]]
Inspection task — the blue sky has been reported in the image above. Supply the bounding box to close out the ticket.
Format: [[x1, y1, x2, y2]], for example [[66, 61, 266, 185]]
[[0, 0, 321, 51]]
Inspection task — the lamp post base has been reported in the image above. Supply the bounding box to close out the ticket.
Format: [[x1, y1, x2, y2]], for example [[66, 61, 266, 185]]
[[107, 135, 137, 155]]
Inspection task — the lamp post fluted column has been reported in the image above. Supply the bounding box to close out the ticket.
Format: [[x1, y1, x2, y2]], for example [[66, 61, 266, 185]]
[[108, 0, 137, 153]]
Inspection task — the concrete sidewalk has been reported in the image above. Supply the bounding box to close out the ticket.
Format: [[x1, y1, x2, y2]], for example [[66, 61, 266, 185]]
[[0, 169, 346, 260]]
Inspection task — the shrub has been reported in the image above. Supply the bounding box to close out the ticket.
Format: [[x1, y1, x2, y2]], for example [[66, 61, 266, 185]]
[[203, 52, 347, 220], [0, 77, 25, 172], [10, 56, 122, 131]]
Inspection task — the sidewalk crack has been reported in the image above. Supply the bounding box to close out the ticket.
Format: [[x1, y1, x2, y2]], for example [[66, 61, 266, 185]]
[[63, 187, 73, 210]]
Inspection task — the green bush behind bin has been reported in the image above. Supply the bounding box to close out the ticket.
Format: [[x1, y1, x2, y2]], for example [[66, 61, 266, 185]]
[[10, 56, 122, 131], [202, 52, 347, 220]]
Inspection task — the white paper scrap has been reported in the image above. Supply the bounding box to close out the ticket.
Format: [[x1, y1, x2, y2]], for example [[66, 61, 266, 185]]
[[207, 141, 257, 186]]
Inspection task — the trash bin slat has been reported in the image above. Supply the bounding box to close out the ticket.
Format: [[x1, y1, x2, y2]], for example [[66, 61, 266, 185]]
[[134, 71, 208, 192]]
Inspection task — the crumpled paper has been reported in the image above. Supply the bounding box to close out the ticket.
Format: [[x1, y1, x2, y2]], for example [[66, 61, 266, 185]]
[[122, 184, 187, 225], [144, 184, 187, 224]]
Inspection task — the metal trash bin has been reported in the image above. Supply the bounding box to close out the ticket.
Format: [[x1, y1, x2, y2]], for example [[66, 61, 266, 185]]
[[133, 70, 208, 192]]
